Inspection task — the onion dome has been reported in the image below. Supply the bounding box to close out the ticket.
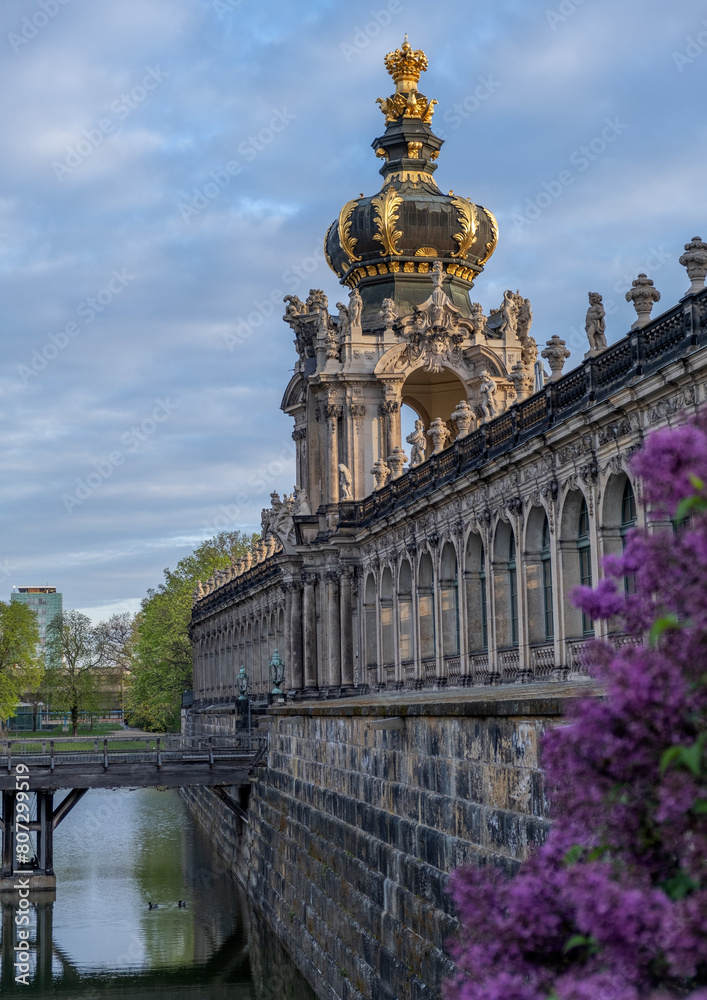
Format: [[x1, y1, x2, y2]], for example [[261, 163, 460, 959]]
[[325, 37, 498, 322]]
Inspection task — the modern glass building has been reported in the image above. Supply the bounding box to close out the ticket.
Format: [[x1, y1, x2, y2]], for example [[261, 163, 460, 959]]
[[11, 586, 63, 661]]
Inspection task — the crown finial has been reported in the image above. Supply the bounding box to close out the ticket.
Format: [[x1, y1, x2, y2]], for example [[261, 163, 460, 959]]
[[384, 36, 428, 93], [376, 37, 437, 124]]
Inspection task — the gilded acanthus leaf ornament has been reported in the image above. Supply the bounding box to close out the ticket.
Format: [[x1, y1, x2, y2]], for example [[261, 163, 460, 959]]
[[338, 200, 361, 263], [450, 197, 478, 259], [371, 187, 404, 257], [477, 206, 499, 266]]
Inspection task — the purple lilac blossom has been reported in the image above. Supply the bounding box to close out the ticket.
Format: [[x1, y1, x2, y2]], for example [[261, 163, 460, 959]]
[[445, 412, 707, 1000]]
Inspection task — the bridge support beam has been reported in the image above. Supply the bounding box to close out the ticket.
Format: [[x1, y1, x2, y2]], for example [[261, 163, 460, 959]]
[[0, 790, 77, 890]]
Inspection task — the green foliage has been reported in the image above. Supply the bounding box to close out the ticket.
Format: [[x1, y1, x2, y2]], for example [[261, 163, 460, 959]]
[[45, 610, 105, 736], [0, 601, 42, 725], [129, 531, 257, 731]]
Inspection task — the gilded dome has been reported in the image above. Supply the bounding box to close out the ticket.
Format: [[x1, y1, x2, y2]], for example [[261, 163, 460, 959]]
[[324, 38, 498, 298]]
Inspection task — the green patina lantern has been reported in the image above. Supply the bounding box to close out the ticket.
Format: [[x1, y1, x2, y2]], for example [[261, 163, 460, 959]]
[[269, 649, 285, 696]]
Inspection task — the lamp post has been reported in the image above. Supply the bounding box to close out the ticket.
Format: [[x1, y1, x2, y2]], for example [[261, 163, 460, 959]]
[[269, 649, 285, 701], [237, 665, 251, 743]]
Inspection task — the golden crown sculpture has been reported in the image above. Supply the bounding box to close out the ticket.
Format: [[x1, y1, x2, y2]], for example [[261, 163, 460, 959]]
[[384, 35, 428, 89], [376, 36, 437, 124]]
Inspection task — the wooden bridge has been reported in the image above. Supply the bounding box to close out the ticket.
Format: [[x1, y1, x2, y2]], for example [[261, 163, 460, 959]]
[[0, 733, 267, 889]]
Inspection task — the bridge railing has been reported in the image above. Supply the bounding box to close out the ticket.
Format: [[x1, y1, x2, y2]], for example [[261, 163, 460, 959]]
[[1, 732, 268, 770]]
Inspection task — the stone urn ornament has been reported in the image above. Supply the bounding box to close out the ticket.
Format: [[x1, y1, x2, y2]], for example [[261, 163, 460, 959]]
[[387, 446, 408, 480], [427, 417, 451, 454], [451, 400, 475, 438], [541, 336, 570, 381], [371, 459, 390, 490], [625, 273, 660, 329], [679, 236, 707, 296]]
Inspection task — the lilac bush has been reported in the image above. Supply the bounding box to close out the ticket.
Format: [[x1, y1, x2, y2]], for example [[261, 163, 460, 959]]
[[446, 414, 707, 1000]]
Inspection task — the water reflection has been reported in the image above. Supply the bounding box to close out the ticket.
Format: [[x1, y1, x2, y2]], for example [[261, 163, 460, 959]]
[[0, 788, 315, 999]]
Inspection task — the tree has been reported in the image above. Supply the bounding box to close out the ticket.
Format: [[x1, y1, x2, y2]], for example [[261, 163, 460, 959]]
[[446, 414, 707, 1000], [129, 530, 256, 732], [45, 610, 104, 736], [0, 601, 42, 729], [94, 612, 137, 715]]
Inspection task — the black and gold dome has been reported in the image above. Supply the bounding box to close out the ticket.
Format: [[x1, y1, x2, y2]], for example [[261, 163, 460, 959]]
[[324, 37, 498, 322]]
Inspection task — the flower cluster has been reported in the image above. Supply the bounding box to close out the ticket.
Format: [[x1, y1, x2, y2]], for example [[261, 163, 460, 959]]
[[446, 413, 707, 1000]]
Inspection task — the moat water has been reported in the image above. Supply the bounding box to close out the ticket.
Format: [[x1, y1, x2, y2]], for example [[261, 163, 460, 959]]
[[0, 787, 316, 998]]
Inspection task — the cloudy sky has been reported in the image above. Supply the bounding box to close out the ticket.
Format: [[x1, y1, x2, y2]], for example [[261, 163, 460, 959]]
[[0, 0, 704, 621]]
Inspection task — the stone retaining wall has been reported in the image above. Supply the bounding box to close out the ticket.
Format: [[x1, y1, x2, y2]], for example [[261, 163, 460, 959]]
[[183, 682, 593, 999]]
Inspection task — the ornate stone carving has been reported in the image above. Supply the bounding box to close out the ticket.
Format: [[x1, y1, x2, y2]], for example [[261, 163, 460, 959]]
[[292, 426, 307, 442], [507, 361, 533, 403], [397, 262, 468, 373], [387, 446, 408, 479], [350, 403, 367, 419], [380, 297, 398, 330], [506, 496, 523, 516], [451, 399, 475, 438], [283, 289, 336, 362], [479, 372, 499, 421], [541, 335, 570, 381], [293, 486, 312, 515], [427, 417, 450, 454], [558, 434, 593, 465], [598, 414, 639, 444], [469, 302, 486, 340], [585, 292, 607, 353], [679, 236, 707, 295], [371, 459, 390, 490], [626, 273, 660, 329], [648, 385, 697, 424], [338, 464, 353, 500], [406, 419, 427, 466]]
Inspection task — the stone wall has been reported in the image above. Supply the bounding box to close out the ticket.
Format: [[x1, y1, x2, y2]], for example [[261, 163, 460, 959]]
[[183, 682, 592, 1000]]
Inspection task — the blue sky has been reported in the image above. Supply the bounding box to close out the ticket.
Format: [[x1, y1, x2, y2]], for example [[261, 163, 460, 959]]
[[0, 0, 705, 621]]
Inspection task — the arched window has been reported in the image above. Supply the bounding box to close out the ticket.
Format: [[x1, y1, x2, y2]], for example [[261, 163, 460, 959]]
[[541, 517, 554, 639], [418, 552, 436, 661], [578, 498, 593, 635], [398, 560, 413, 663], [479, 547, 488, 651], [508, 533, 519, 648], [364, 573, 377, 673], [440, 542, 460, 657], [380, 567, 394, 670], [621, 480, 637, 594]]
